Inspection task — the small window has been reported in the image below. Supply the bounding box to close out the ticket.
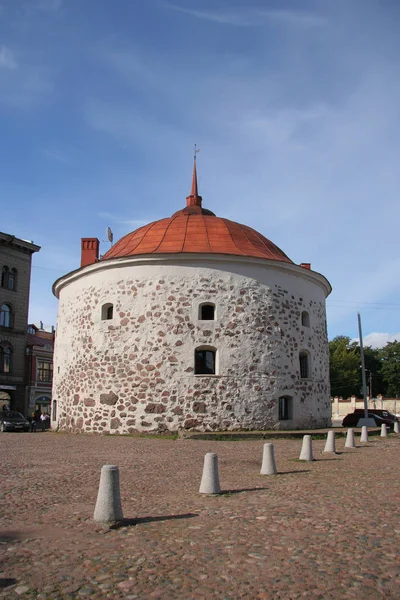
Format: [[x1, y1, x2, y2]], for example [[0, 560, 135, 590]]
[[8, 268, 17, 290], [299, 351, 310, 379], [199, 303, 215, 321], [101, 303, 113, 320], [195, 347, 216, 375], [0, 343, 12, 374], [52, 400, 57, 421], [279, 396, 293, 420], [301, 311, 310, 327], [0, 304, 12, 328], [1, 266, 9, 288]]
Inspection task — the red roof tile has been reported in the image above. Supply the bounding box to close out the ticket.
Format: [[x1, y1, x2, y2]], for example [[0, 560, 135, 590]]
[[102, 210, 292, 263], [101, 158, 292, 264]]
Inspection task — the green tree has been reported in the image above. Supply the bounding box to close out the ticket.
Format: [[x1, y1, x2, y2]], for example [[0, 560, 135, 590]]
[[363, 346, 386, 397], [329, 336, 361, 398], [379, 341, 400, 397]]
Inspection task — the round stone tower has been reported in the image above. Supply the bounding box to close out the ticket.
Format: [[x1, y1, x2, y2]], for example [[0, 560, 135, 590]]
[[51, 159, 331, 433]]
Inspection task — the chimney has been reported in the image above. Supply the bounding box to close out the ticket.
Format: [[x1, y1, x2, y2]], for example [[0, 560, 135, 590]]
[[81, 238, 100, 268], [300, 263, 311, 270], [40, 320, 43, 329]]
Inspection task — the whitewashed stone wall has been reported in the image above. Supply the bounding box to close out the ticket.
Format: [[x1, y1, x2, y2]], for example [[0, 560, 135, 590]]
[[52, 256, 331, 433]]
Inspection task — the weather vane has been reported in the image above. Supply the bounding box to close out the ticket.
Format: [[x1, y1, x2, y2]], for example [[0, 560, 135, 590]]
[[194, 144, 200, 160]]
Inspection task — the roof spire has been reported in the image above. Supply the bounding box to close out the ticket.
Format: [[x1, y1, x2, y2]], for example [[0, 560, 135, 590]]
[[186, 144, 202, 208]]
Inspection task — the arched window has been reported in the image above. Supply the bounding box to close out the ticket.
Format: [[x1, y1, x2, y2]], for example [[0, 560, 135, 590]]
[[299, 351, 310, 379], [1, 266, 9, 288], [279, 396, 293, 420], [0, 304, 12, 328], [52, 400, 57, 421], [101, 303, 113, 320], [195, 347, 217, 375], [0, 343, 12, 374], [8, 268, 17, 291], [301, 311, 310, 327], [199, 303, 215, 321]]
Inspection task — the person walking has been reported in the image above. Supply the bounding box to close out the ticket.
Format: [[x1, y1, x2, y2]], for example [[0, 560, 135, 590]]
[[31, 412, 37, 432], [40, 412, 46, 432]]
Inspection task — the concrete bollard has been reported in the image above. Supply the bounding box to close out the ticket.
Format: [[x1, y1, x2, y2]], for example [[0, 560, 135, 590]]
[[345, 428, 356, 448], [394, 421, 400, 434], [381, 423, 388, 438], [93, 465, 123, 523], [360, 426, 369, 443], [299, 435, 314, 461], [260, 443, 277, 475], [323, 430, 336, 453], [199, 452, 221, 494]]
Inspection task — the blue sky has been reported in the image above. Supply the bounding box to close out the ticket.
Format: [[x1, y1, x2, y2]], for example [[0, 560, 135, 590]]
[[1, 0, 400, 347]]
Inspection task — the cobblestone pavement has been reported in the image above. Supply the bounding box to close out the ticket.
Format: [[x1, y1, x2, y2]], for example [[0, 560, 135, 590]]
[[1, 431, 400, 599]]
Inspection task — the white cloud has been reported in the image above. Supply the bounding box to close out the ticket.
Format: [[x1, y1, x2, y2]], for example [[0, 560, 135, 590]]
[[165, 5, 324, 28], [0, 45, 17, 69], [363, 333, 400, 349]]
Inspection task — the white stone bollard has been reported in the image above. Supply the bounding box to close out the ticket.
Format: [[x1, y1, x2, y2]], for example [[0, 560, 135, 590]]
[[345, 428, 356, 448], [381, 423, 388, 438], [360, 426, 369, 443], [299, 435, 314, 461], [199, 452, 221, 494], [394, 421, 400, 434], [260, 443, 277, 475], [323, 430, 336, 453], [94, 465, 123, 523]]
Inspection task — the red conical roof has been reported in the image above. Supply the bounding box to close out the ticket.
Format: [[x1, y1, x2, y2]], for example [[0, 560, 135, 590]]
[[101, 159, 292, 264]]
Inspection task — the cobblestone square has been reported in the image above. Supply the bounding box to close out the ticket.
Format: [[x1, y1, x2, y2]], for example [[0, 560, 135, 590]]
[[1, 431, 400, 599]]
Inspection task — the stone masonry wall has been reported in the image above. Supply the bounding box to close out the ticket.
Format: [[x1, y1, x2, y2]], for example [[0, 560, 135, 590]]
[[52, 261, 331, 433]]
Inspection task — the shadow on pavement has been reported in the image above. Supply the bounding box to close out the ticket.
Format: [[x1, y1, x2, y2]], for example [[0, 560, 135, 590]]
[[110, 512, 199, 529], [275, 470, 311, 475], [221, 487, 270, 495], [0, 579, 17, 589], [0, 531, 23, 543]]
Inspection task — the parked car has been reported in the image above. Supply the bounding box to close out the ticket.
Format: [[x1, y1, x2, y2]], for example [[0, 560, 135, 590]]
[[0, 411, 30, 432], [342, 409, 398, 428]]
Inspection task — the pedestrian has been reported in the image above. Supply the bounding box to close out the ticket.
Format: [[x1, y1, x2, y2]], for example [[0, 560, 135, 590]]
[[40, 412, 47, 432], [31, 412, 37, 432]]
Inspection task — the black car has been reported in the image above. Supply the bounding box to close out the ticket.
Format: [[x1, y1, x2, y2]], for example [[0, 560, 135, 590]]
[[342, 409, 398, 428], [0, 411, 30, 432]]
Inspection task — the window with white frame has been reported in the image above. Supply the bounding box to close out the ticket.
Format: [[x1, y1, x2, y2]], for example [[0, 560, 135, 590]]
[[199, 303, 215, 321], [195, 347, 217, 375], [101, 303, 114, 320]]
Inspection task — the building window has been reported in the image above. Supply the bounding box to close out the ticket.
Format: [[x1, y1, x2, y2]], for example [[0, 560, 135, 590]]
[[195, 347, 217, 375], [37, 360, 53, 383], [199, 303, 215, 321], [0, 343, 12, 374], [0, 304, 12, 328], [52, 400, 57, 421], [1, 266, 9, 288], [1, 267, 16, 290], [299, 351, 310, 379], [301, 311, 310, 327], [279, 396, 293, 420], [101, 303, 113, 320], [8, 269, 17, 291], [27, 326, 36, 334]]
